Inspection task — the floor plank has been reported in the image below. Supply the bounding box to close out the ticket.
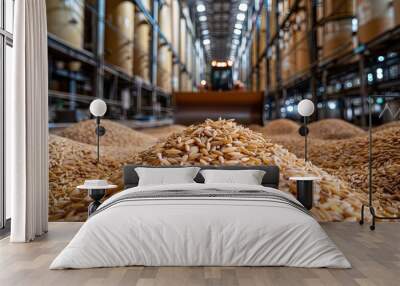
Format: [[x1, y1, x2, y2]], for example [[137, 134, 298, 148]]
[[0, 222, 399, 286]]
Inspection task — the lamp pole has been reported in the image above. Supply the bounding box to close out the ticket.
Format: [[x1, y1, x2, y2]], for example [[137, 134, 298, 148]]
[[304, 116, 308, 162], [298, 99, 314, 162], [94, 117, 106, 164], [96, 117, 100, 163], [90, 99, 107, 164]]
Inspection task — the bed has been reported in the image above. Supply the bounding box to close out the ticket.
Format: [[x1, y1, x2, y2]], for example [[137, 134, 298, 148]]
[[50, 165, 350, 269]]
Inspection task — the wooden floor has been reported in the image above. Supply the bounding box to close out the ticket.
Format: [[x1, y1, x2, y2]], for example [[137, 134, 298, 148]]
[[0, 222, 399, 286]]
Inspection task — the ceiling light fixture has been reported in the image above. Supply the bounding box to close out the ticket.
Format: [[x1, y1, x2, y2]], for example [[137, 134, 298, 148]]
[[197, 3, 206, 13], [233, 28, 241, 35], [199, 15, 207, 22], [236, 12, 246, 21], [202, 29, 209, 35], [238, 3, 248, 12], [234, 23, 243, 29], [203, 38, 210, 45], [232, 38, 240, 45]]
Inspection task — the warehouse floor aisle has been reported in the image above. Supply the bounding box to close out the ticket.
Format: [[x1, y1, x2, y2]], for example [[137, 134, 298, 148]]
[[0, 222, 399, 286]]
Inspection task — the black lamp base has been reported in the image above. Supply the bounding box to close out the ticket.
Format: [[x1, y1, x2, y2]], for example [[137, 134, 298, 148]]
[[360, 204, 400, 231], [296, 180, 314, 210], [88, 189, 106, 216]]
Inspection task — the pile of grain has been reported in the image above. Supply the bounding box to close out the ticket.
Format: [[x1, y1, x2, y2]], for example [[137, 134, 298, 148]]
[[251, 118, 365, 140], [134, 119, 366, 221], [140, 124, 186, 139], [49, 135, 134, 221], [268, 134, 309, 158], [265, 125, 400, 218], [253, 119, 300, 136], [306, 127, 400, 217], [309, 118, 365, 140], [373, 120, 400, 132], [247, 124, 264, 133], [58, 119, 157, 148]]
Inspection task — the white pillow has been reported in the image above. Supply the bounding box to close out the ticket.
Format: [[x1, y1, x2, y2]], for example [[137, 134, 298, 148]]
[[135, 167, 200, 186], [200, 169, 266, 185]]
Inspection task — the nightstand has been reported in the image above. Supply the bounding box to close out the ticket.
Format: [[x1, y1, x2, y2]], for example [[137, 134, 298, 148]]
[[77, 180, 117, 216], [289, 177, 320, 210]]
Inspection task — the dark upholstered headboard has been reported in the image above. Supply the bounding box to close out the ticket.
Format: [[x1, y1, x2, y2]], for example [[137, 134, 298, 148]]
[[123, 165, 280, 189]]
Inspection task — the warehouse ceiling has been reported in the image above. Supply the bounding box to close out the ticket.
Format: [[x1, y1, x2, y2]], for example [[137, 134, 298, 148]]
[[187, 0, 250, 61]]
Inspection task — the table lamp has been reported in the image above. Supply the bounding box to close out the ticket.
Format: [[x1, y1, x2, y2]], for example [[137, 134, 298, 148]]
[[89, 99, 107, 163], [297, 99, 315, 162]]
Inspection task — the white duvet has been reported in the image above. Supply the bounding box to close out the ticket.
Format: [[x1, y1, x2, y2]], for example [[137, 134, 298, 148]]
[[50, 183, 351, 269]]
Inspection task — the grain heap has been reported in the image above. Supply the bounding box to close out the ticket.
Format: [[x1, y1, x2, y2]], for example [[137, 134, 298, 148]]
[[58, 119, 157, 148], [258, 120, 399, 218], [251, 118, 365, 140], [247, 118, 399, 219], [268, 134, 309, 158], [249, 119, 365, 159], [49, 135, 129, 221], [247, 124, 264, 133], [307, 127, 400, 217], [251, 119, 300, 136], [249, 119, 313, 159], [373, 120, 400, 132], [309, 118, 365, 140], [49, 120, 159, 222], [134, 119, 366, 221]]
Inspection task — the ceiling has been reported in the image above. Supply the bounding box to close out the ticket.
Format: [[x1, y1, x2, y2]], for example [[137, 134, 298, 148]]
[[187, 0, 250, 61]]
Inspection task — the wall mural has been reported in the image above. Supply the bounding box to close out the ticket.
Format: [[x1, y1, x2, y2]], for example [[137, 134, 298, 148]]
[[49, 110, 400, 222], [43, 0, 400, 224]]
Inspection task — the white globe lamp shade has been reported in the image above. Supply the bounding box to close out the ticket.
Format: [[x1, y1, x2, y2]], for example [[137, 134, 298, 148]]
[[298, 99, 315, 117], [89, 99, 107, 117]]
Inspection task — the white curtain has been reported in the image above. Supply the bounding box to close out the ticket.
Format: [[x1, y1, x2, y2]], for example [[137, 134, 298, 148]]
[[7, 0, 49, 242]]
